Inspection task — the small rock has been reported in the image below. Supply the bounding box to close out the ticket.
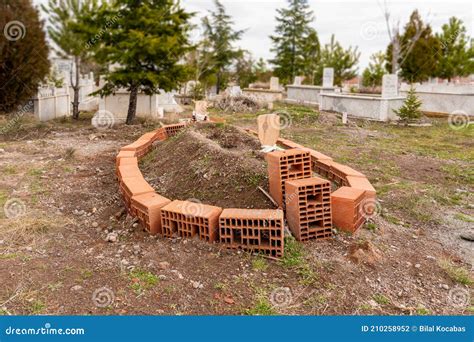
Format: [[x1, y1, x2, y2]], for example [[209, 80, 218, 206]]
[[440, 284, 449, 290], [171, 270, 184, 279], [0, 148, 5, 153], [191, 281, 203, 289], [121, 259, 129, 266], [415, 263, 421, 268], [92, 222, 99, 228], [158, 275, 167, 281], [70, 285, 83, 291], [92, 207, 97, 213], [106, 232, 118, 243], [159, 261, 170, 270]]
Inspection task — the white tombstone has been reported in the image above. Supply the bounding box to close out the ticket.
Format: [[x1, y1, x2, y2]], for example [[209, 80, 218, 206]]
[[193, 100, 209, 121], [323, 68, 334, 88], [294, 76, 304, 86], [270, 77, 280, 91], [382, 74, 399, 98], [228, 86, 242, 97]]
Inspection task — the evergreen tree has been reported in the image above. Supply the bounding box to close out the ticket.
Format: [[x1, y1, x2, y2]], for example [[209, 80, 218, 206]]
[[42, 0, 99, 120], [0, 0, 50, 113], [234, 50, 257, 88], [435, 17, 473, 81], [201, 0, 244, 94], [270, 0, 318, 84], [394, 85, 422, 124], [76, 0, 192, 124], [386, 10, 440, 82], [302, 28, 320, 84], [361, 51, 386, 89], [314, 35, 360, 86]]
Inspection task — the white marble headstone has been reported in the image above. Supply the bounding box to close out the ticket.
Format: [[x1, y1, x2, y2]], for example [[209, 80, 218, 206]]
[[323, 68, 334, 88], [382, 74, 399, 98], [270, 77, 280, 91]]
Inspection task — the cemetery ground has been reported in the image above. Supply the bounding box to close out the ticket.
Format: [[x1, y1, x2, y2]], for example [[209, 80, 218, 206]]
[[0, 103, 472, 315]]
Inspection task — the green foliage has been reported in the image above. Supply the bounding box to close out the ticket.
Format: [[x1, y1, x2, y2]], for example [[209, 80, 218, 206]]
[[435, 17, 474, 80], [76, 0, 193, 124], [314, 34, 360, 86], [200, 0, 244, 93], [234, 50, 258, 88], [270, 0, 319, 84], [361, 52, 386, 89], [0, 0, 50, 113], [394, 86, 422, 123]]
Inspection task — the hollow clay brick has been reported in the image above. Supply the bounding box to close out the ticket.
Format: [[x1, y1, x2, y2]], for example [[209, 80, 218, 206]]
[[330, 186, 365, 234], [164, 123, 186, 137], [346, 176, 376, 199], [120, 176, 155, 214], [161, 200, 222, 242], [131, 192, 171, 235], [219, 208, 285, 258], [266, 149, 312, 207], [116, 150, 137, 167], [117, 164, 142, 181], [285, 177, 332, 241], [153, 127, 168, 141]]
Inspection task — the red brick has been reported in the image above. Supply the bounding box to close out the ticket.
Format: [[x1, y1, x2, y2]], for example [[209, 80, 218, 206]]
[[117, 157, 138, 167], [219, 209, 285, 258], [117, 163, 142, 180], [314, 159, 335, 180], [121, 139, 152, 159], [120, 176, 155, 214], [266, 149, 312, 207], [285, 177, 332, 241], [161, 200, 222, 242], [164, 123, 186, 137], [116, 150, 136, 167], [131, 192, 171, 235], [153, 127, 168, 141], [330, 186, 366, 234], [346, 176, 376, 199], [276, 138, 305, 149]]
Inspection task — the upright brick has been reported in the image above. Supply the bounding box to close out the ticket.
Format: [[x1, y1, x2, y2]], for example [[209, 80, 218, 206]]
[[346, 176, 376, 200], [131, 192, 171, 235], [331, 186, 366, 234], [219, 209, 285, 258], [266, 149, 312, 207], [285, 177, 332, 241], [161, 200, 222, 242], [117, 163, 142, 180], [314, 159, 334, 180], [120, 176, 155, 214], [116, 150, 136, 167]]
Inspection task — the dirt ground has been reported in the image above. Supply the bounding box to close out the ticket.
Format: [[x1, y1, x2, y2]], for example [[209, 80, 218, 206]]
[[0, 105, 472, 316]]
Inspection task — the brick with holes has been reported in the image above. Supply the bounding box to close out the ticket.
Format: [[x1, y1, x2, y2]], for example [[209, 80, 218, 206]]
[[330, 186, 366, 233], [131, 192, 171, 235], [285, 177, 333, 241], [120, 177, 155, 215], [219, 209, 285, 258], [266, 148, 312, 208], [160, 200, 222, 242], [164, 123, 186, 137]]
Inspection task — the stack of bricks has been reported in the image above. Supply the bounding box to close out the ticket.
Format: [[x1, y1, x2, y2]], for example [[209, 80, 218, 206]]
[[330, 187, 366, 233], [120, 176, 155, 214], [219, 209, 285, 258], [285, 177, 332, 241], [161, 200, 222, 242], [153, 127, 168, 142], [266, 149, 312, 208], [164, 123, 186, 137]]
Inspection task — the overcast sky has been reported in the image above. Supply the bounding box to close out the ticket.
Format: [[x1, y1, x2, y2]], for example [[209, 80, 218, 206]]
[[34, 0, 473, 71]]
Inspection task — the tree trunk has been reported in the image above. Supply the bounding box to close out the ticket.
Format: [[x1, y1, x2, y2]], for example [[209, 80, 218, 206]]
[[216, 71, 221, 95], [126, 84, 139, 125], [71, 56, 81, 120]]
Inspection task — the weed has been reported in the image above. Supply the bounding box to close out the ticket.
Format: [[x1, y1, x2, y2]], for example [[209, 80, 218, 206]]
[[252, 257, 268, 271], [30, 300, 45, 314], [373, 294, 390, 305], [416, 306, 431, 315], [280, 237, 304, 268], [129, 268, 158, 294], [438, 259, 472, 285], [454, 213, 474, 223]]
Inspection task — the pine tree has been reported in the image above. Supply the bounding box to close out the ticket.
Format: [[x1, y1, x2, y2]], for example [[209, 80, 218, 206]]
[[0, 0, 50, 113], [270, 0, 318, 84], [435, 17, 473, 81], [361, 52, 386, 89], [201, 0, 244, 94], [394, 86, 422, 124], [42, 0, 99, 120], [314, 35, 360, 86], [76, 0, 192, 124], [302, 28, 320, 84]]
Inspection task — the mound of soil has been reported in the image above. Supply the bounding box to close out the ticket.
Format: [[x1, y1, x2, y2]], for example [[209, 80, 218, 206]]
[[140, 123, 275, 209]]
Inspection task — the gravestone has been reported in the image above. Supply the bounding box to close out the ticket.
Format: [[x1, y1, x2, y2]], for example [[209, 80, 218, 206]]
[[227, 86, 242, 97], [294, 76, 304, 86], [382, 74, 398, 98], [323, 68, 334, 88], [157, 91, 183, 113], [270, 77, 280, 91], [193, 100, 209, 121], [257, 114, 280, 146]]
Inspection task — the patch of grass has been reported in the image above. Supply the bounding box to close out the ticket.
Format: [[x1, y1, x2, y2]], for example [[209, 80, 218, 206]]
[[243, 289, 277, 316], [280, 237, 304, 268], [30, 300, 45, 314], [140, 148, 158, 168], [214, 282, 227, 291], [373, 294, 390, 305], [454, 213, 474, 223], [64, 147, 76, 160], [416, 306, 431, 315], [27, 168, 43, 177], [81, 269, 93, 280], [358, 303, 372, 311], [0, 253, 20, 260], [365, 222, 377, 232], [0, 308, 8, 315], [438, 259, 473, 285], [252, 257, 268, 271], [246, 173, 265, 187], [2, 165, 17, 175], [129, 268, 159, 294]]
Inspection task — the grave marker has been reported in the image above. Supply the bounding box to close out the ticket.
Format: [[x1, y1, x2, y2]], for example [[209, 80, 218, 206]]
[[382, 74, 398, 98], [323, 68, 334, 88], [257, 114, 280, 146]]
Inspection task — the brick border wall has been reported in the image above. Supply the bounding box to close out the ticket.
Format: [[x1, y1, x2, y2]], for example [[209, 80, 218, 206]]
[[115, 123, 377, 258]]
